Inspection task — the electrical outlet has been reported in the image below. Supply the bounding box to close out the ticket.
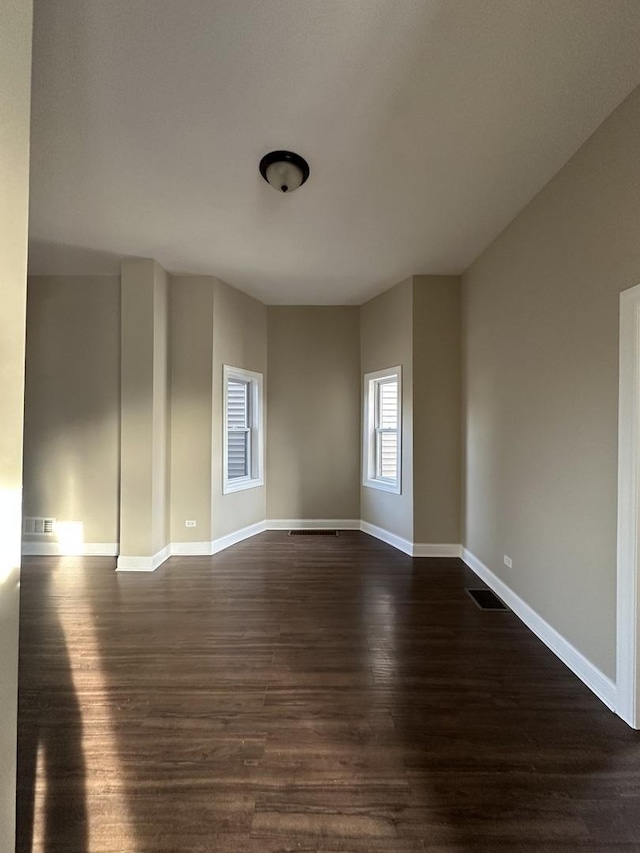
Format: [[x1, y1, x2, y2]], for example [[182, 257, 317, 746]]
[[185, 520, 196, 528], [504, 555, 512, 569]]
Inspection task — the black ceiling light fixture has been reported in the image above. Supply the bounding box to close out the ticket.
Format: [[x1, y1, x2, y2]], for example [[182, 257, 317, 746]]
[[259, 150, 310, 194]]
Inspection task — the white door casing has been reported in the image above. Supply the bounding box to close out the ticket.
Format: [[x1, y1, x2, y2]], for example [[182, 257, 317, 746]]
[[617, 282, 640, 728]]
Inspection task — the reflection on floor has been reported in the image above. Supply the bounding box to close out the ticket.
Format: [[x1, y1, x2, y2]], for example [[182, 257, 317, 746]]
[[16, 531, 640, 851]]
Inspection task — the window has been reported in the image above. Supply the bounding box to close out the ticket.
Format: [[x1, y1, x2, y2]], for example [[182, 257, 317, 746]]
[[363, 366, 401, 493], [223, 365, 264, 494]]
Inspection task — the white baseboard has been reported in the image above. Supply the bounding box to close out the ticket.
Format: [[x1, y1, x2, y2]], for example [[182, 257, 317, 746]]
[[117, 522, 268, 565], [267, 519, 460, 559], [19, 524, 459, 567], [360, 521, 414, 556], [22, 541, 118, 557], [266, 519, 361, 530], [413, 543, 462, 558], [117, 544, 171, 572], [211, 520, 267, 554], [462, 548, 617, 712], [359, 523, 462, 558]]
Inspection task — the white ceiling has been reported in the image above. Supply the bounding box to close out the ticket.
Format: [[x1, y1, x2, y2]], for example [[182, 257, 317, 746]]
[[29, 0, 640, 304]]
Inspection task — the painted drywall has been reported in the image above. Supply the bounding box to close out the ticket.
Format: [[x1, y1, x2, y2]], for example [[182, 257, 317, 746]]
[[152, 262, 170, 554], [412, 276, 462, 545], [169, 277, 214, 543], [23, 277, 120, 545], [212, 280, 267, 540], [267, 307, 361, 520], [463, 84, 640, 679], [0, 0, 32, 847], [360, 278, 414, 542], [120, 259, 170, 559]]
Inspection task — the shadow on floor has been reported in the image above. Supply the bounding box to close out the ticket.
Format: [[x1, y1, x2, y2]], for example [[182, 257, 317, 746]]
[[16, 562, 88, 853]]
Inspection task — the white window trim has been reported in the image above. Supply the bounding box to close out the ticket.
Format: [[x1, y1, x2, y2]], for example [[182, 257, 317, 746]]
[[223, 365, 264, 494], [362, 365, 402, 494]]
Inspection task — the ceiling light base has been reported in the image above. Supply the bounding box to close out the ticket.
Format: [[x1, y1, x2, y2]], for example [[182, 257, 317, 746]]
[[259, 150, 310, 193]]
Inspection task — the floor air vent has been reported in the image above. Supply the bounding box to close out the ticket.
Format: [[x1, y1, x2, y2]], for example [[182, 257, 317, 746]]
[[466, 588, 508, 610], [289, 530, 339, 536]]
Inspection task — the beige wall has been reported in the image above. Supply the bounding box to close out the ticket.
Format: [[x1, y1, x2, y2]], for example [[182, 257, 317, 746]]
[[212, 280, 267, 539], [0, 0, 32, 847], [152, 263, 170, 554], [23, 277, 120, 544], [22, 273, 267, 550], [360, 278, 414, 541], [463, 84, 640, 679], [267, 307, 361, 520], [169, 276, 214, 543], [120, 259, 170, 558], [413, 276, 462, 545]]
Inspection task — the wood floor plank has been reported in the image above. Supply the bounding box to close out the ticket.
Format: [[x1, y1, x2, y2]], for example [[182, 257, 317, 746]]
[[16, 531, 640, 851]]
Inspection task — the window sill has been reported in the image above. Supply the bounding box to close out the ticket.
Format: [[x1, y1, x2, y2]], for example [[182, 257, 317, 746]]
[[223, 477, 264, 495], [363, 477, 401, 495]]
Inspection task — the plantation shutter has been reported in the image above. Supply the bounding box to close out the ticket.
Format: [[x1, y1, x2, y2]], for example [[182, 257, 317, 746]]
[[376, 378, 398, 481], [227, 379, 250, 479]]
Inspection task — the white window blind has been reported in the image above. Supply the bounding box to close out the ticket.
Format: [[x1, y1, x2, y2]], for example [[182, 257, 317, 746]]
[[223, 365, 264, 494], [375, 378, 398, 482], [226, 379, 250, 480]]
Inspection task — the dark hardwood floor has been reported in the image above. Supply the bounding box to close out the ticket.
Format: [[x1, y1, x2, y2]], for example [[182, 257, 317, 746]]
[[16, 531, 640, 852]]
